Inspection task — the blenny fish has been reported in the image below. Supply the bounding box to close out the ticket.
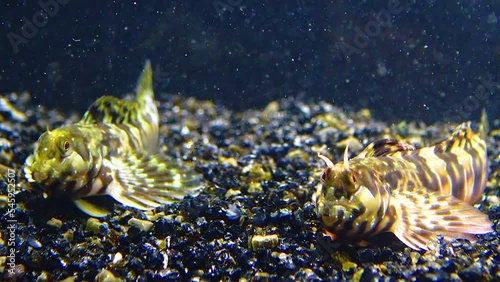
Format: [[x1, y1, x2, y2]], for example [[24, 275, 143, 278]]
[[315, 119, 493, 250], [24, 61, 201, 217]]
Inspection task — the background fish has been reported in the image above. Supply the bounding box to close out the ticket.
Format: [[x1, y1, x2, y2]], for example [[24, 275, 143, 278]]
[[315, 119, 493, 250], [24, 61, 201, 217]]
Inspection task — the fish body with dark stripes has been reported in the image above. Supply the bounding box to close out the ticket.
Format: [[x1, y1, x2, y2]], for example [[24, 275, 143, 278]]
[[315, 118, 493, 250], [24, 61, 201, 217]]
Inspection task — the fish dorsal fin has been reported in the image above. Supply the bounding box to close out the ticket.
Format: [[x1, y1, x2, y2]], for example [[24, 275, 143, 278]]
[[79, 96, 138, 125], [136, 60, 153, 105], [77, 60, 159, 152], [102, 152, 201, 210], [479, 109, 488, 140], [432, 122, 486, 154], [78, 60, 154, 126], [356, 139, 415, 159], [390, 189, 492, 251]]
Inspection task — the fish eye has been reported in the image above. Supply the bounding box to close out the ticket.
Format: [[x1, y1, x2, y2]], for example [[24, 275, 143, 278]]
[[63, 140, 70, 151]]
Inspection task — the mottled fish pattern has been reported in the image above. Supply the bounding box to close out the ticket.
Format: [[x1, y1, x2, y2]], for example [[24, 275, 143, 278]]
[[315, 120, 492, 250], [24, 61, 201, 217]]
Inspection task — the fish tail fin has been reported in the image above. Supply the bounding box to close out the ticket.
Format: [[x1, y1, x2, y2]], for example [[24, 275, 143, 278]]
[[136, 60, 154, 104], [391, 190, 492, 251]]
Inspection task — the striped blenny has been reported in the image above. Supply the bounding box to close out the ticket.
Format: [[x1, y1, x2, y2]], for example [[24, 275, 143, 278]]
[[24, 61, 201, 217], [315, 119, 492, 250]]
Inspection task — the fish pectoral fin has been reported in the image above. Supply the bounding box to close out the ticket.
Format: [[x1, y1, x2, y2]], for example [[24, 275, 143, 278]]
[[104, 152, 202, 210], [74, 198, 111, 218], [356, 139, 415, 159], [391, 190, 492, 251]]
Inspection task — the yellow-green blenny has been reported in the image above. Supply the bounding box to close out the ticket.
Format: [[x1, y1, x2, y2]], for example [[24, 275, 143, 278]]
[[315, 116, 492, 250], [24, 61, 201, 217]]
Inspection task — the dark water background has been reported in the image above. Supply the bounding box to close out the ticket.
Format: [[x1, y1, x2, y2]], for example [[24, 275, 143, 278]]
[[0, 0, 497, 124]]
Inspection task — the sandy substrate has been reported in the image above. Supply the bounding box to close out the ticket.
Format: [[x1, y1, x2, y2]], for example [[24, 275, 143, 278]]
[[0, 92, 498, 281]]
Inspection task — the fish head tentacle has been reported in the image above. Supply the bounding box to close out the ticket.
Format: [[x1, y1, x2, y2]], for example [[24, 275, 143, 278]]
[[316, 153, 391, 238], [318, 153, 358, 200], [24, 125, 103, 195]]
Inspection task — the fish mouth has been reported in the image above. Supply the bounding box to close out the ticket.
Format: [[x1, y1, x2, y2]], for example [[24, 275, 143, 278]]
[[33, 171, 49, 182], [320, 205, 348, 228], [324, 203, 349, 217], [330, 194, 357, 206], [26, 161, 64, 186], [318, 198, 346, 216], [319, 196, 362, 221]]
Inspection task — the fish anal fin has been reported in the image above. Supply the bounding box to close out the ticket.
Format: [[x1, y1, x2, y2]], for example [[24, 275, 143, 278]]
[[357, 139, 415, 159], [103, 152, 201, 211], [391, 190, 492, 251]]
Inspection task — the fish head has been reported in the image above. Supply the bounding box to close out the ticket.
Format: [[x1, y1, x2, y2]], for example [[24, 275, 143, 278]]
[[315, 152, 380, 237], [24, 126, 100, 193]]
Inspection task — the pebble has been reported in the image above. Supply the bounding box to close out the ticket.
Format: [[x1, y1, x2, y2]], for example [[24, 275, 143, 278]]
[[95, 269, 121, 282], [46, 218, 63, 229], [35, 271, 50, 281], [27, 237, 42, 249], [249, 234, 279, 251], [111, 252, 123, 265], [0, 96, 27, 122], [85, 218, 108, 235], [0, 195, 8, 208], [127, 218, 154, 232], [224, 189, 241, 198], [356, 108, 372, 120], [242, 162, 272, 182], [0, 256, 5, 273], [335, 136, 363, 152]]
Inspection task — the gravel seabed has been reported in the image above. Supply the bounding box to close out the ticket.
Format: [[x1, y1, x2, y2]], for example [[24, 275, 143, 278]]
[[0, 92, 499, 281]]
